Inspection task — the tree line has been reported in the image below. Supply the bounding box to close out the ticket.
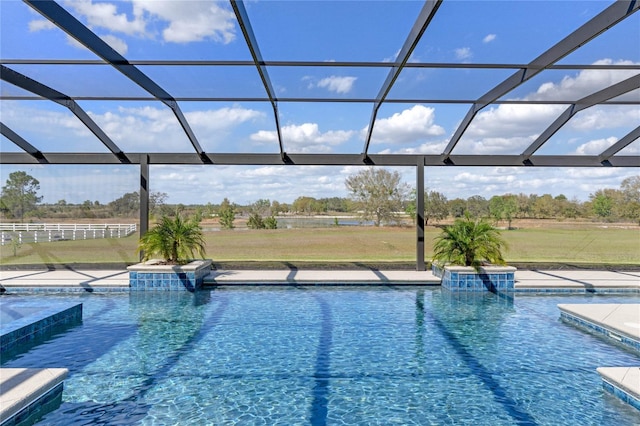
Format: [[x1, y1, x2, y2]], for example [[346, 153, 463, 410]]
[[1, 170, 639, 227]]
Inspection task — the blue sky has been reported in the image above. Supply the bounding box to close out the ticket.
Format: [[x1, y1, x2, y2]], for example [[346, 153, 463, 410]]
[[1, 0, 639, 205]]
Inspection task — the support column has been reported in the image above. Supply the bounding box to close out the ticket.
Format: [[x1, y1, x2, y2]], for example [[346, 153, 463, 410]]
[[139, 155, 149, 261], [416, 159, 425, 270]]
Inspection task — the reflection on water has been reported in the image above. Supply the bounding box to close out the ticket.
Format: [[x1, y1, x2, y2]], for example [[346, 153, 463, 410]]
[[8, 289, 638, 425]]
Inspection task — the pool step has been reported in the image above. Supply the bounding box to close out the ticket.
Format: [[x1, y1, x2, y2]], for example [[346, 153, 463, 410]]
[[0, 303, 82, 354], [0, 368, 68, 426], [597, 367, 640, 411], [558, 303, 640, 352], [558, 304, 640, 412]]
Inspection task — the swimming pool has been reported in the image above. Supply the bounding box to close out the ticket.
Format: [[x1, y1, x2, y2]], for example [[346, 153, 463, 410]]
[[1, 287, 639, 425]]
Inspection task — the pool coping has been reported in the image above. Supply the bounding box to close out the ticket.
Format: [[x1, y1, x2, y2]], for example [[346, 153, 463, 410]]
[[558, 304, 640, 412], [1, 303, 83, 353], [597, 367, 640, 411], [0, 368, 68, 426], [558, 303, 640, 351], [0, 269, 637, 293]]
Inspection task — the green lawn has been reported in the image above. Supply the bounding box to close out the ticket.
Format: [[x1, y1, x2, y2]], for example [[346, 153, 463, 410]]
[[2, 225, 638, 267]]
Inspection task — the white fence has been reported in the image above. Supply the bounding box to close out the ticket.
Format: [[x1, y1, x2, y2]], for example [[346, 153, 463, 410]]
[[0, 223, 137, 245]]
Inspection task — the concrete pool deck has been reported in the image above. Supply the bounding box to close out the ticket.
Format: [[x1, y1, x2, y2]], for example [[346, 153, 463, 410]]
[[0, 268, 638, 291]]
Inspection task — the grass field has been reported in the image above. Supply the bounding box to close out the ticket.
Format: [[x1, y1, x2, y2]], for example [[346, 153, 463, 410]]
[[1, 223, 638, 267]]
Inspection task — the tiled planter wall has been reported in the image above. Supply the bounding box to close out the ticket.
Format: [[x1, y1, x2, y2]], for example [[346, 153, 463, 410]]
[[432, 264, 516, 292], [128, 260, 212, 292]]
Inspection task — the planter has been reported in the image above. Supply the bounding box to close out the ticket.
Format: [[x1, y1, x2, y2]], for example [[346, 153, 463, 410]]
[[127, 259, 213, 292], [432, 263, 516, 292]]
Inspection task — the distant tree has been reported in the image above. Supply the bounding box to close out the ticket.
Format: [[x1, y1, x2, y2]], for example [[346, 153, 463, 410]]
[[109, 192, 139, 217], [466, 195, 489, 218], [0, 171, 42, 221], [80, 199, 96, 218], [620, 176, 640, 223], [150, 191, 169, 216], [532, 194, 556, 218], [264, 216, 278, 229], [448, 198, 467, 218], [247, 213, 265, 229], [425, 190, 449, 226], [553, 194, 581, 219], [405, 190, 418, 222], [489, 196, 504, 223], [271, 200, 284, 216], [516, 193, 533, 218], [406, 190, 448, 225], [293, 196, 320, 216], [345, 168, 410, 227], [620, 176, 640, 203], [321, 197, 349, 213], [590, 190, 614, 220], [489, 194, 518, 228], [252, 199, 272, 216], [620, 201, 640, 225], [218, 198, 235, 229]]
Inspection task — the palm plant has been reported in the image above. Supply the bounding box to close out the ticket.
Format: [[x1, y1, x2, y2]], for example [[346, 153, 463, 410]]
[[432, 215, 507, 270], [138, 212, 206, 264]]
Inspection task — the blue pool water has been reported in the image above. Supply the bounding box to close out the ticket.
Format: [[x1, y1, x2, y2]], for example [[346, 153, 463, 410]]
[[1, 288, 639, 425]]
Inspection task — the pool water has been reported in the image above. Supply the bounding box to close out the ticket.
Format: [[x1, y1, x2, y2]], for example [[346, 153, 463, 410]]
[[1, 287, 639, 425]]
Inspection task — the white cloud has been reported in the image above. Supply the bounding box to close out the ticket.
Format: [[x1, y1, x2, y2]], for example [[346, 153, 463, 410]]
[[468, 104, 564, 138], [483, 34, 496, 43], [455, 60, 640, 154], [528, 59, 640, 102], [574, 137, 617, 155], [28, 19, 56, 32], [64, 0, 147, 36], [100, 34, 128, 55], [618, 141, 640, 155], [186, 107, 264, 131], [85, 105, 263, 151], [315, 76, 357, 94], [377, 141, 447, 155], [2, 101, 93, 143], [367, 105, 445, 144], [565, 168, 621, 179], [569, 105, 640, 131], [382, 49, 401, 63], [55, 0, 236, 44], [455, 47, 472, 60], [132, 0, 235, 43], [251, 123, 354, 153], [457, 104, 562, 153]]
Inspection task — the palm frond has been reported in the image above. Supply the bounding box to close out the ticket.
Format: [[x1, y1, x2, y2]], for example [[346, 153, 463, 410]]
[[138, 213, 206, 264], [432, 216, 507, 270]]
